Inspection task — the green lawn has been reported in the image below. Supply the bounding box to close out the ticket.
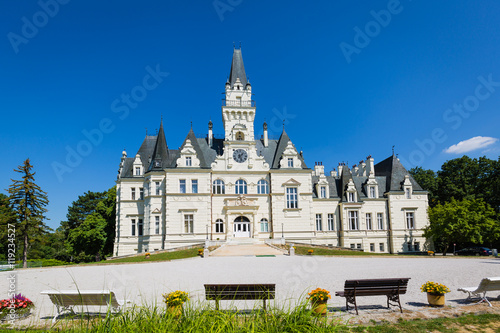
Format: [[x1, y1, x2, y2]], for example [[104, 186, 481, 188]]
[[293, 245, 389, 256], [104, 248, 201, 263]]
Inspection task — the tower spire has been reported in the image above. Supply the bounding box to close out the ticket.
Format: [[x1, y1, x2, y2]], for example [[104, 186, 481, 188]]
[[228, 48, 247, 89]]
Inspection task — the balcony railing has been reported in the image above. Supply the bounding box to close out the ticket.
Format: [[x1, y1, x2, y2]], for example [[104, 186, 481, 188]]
[[222, 99, 256, 107]]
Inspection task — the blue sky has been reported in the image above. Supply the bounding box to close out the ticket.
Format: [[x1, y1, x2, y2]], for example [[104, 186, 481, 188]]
[[1, 0, 499, 230]]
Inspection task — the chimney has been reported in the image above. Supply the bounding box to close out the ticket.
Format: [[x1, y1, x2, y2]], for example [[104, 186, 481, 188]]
[[208, 120, 213, 147], [352, 164, 358, 176], [330, 168, 337, 177], [359, 160, 366, 176], [367, 155, 375, 176], [337, 163, 343, 178], [263, 122, 268, 147], [314, 162, 324, 176]]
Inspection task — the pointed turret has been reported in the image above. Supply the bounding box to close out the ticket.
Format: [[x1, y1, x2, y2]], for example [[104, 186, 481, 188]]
[[229, 48, 247, 89], [149, 120, 169, 170]]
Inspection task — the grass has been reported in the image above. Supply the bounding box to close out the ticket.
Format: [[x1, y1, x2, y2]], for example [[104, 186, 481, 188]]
[[293, 246, 389, 256], [104, 248, 201, 263], [1, 306, 500, 332]]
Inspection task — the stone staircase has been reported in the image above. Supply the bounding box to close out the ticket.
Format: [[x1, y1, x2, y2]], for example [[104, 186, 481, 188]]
[[210, 239, 286, 257]]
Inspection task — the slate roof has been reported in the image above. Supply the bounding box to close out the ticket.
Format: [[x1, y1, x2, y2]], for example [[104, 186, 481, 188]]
[[374, 155, 424, 192], [229, 48, 248, 89]]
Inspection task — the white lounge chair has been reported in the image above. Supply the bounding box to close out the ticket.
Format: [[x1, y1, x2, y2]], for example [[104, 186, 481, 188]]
[[457, 277, 500, 307], [41, 290, 126, 323]]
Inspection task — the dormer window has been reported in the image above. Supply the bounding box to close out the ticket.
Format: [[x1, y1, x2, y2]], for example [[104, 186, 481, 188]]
[[348, 192, 355, 202], [288, 158, 294, 168], [369, 186, 376, 198], [186, 156, 192, 166], [405, 188, 411, 199], [320, 186, 327, 198], [135, 167, 141, 176]]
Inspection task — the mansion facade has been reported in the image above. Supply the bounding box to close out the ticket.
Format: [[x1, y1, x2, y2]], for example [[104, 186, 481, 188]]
[[113, 48, 429, 257]]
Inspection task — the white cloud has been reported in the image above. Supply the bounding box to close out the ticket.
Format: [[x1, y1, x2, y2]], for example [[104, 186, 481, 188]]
[[444, 136, 498, 154]]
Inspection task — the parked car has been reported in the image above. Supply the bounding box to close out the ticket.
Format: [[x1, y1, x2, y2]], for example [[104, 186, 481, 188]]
[[455, 247, 492, 256]]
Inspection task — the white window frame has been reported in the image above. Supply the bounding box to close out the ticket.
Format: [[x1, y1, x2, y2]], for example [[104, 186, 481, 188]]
[[320, 186, 326, 199], [406, 211, 415, 229], [257, 179, 269, 194], [369, 186, 376, 198], [135, 167, 141, 176], [315, 214, 322, 231], [287, 158, 294, 167], [260, 218, 269, 232], [348, 192, 355, 202], [366, 213, 372, 230], [377, 213, 384, 230], [348, 211, 359, 230], [138, 219, 143, 236], [192, 179, 198, 194], [131, 187, 136, 200], [215, 219, 224, 233], [155, 181, 161, 196], [139, 187, 144, 200], [405, 188, 411, 199], [155, 216, 160, 234], [213, 179, 225, 194], [180, 179, 186, 193], [370, 243, 375, 252], [131, 219, 136, 236], [379, 243, 385, 252], [286, 187, 298, 209], [235, 179, 247, 194], [184, 214, 194, 233], [327, 213, 334, 231], [186, 156, 192, 166]]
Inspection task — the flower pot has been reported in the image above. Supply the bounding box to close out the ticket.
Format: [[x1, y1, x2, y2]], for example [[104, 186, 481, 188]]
[[311, 301, 328, 316], [167, 305, 182, 318], [427, 293, 445, 307]]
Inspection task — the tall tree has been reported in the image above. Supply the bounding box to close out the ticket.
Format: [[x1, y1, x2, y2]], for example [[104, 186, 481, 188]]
[[425, 198, 499, 254], [0, 193, 16, 261], [60, 190, 107, 236], [409, 167, 438, 206], [7, 159, 49, 268]]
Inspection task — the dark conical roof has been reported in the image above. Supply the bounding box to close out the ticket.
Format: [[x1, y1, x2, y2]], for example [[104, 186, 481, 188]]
[[229, 48, 247, 89], [149, 121, 169, 170], [374, 155, 423, 192]]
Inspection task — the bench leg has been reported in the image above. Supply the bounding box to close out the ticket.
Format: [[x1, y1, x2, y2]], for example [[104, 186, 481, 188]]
[[387, 294, 403, 313]]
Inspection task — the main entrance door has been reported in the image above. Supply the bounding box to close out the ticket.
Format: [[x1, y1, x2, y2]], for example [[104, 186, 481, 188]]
[[233, 216, 251, 238]]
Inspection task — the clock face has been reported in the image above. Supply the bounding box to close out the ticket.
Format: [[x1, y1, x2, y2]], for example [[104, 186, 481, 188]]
[[233, 149, 248, 163]]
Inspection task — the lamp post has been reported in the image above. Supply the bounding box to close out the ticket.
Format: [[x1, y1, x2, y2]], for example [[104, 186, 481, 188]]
[[206, 224, 209, 240], [281, 223, 284, 238]]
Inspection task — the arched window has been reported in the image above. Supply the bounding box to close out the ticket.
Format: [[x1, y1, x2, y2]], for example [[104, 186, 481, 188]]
[[260, 218, 269, 232], [213, 179, 225, 194], [235, 179, 247, 194], [257, 179, 269, 194], [236, 131, 244, 140], [215, 219, 224, 233]]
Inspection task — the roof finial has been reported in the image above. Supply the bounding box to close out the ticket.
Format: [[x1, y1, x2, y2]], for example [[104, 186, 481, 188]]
[[145, 127, 148, 136], [239, 41, 242, 49], [233, 42, 235, 49], [190, 121, 193, 129], [283, 119, 285, 129], [392, 145, 395, 155]]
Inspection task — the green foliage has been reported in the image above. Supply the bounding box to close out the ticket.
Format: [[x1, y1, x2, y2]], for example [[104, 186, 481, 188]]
[[409, 167, 438, 206], [0, 193, 16, 260], [7, 159, 50, 268], [425, 198, 499, 253], [64, 186, 116, 262], [106, 248, 200, 263]]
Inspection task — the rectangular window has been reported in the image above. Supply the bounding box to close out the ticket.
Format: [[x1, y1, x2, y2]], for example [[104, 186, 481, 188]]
[[135, 167, 141, 176], [366, 213, 372, 230], [286, 187, 298, 209], [186, 156, 192, 166], [356, 243, 362, 249], [377, 213, 384, 230], [327, 213, 334, 231], [155, 216, 160, 234], [315, 214, 322, 231], [405, 188, 411, 199], [370, 243, 375, 252], [260, 220, 269, 232], [348, 211, 359, 230], [406, 212, 415, 229], [131, 219, 136, 236], [288, 158, 293, 167], [139, 187, 144, 200], [415, 242, 420, 252], [369, 186, 376, 198], [348, 192, 355, 202], [380, 243, 385, 252], [320, 186, 326, 198], [138, 219, 143, 236], [215, 220, 224, 233], [155, 181, 161, 195], [184, 214, 193, 233], [180, 179, 186, 193], [350, 244, 355, 249], [192, 179, 198, 193]]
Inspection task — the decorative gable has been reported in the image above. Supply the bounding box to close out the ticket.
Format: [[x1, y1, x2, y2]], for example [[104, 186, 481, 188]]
[[176, 139, 200, 167], [132, 154, 143, 176], [279, 141, 302, 169], [402, 174, 412, 198]]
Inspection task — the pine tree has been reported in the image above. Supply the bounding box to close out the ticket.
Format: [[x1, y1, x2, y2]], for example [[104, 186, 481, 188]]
[[7, 159, 49, 268]]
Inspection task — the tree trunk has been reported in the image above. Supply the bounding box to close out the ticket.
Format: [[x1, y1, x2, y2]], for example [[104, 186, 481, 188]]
[[442, 243, 449, 256], [23, 232, 28, 268]]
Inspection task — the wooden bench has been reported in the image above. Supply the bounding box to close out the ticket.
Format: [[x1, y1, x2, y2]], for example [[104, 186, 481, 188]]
[[458, 277, 500, 306], [335, 278, 410, 315], [204, 284, 275, 310], [41, 290, 125, 323]]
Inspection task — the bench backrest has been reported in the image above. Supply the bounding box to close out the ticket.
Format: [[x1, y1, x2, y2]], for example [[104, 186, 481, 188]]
[[205, 284, 275, 300], [43, 291, 120, 308], [343, 278, 410, 295], [476, 277, 500, 293]]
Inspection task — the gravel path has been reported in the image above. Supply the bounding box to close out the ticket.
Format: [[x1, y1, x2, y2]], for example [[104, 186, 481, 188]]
[[1, 255, 499, 327]]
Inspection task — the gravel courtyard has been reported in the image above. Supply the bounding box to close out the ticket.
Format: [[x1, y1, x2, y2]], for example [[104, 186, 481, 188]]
[[1, 255, 499, 326]]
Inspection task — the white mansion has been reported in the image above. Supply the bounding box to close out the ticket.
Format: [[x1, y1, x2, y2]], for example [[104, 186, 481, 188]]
[[113, 48, 429, 257]]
